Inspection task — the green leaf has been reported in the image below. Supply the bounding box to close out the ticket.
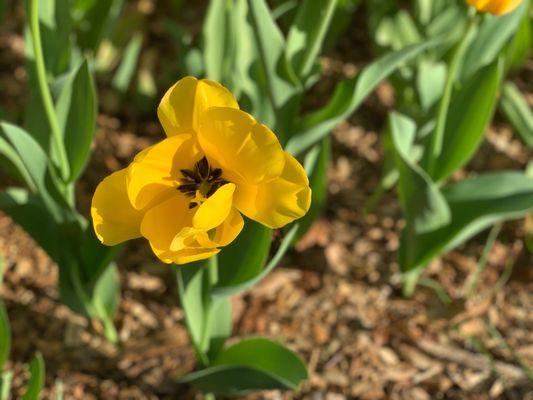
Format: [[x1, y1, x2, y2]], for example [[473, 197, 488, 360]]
[[460, 1, 527, 80], [175, 261, 208, 359], [22, 353, 45, 400], [505, 5, 532, 70], [286, 36, 447, 155], [286, 0, 338, 80], [179, 338, 307, 396], [112, 33, 142, 93], [416, 60, 446, 111], [500, 81, 533, 148], [0, 188, 60, 261], [400, 171, 533, 272], [55, 59, 97, 182], [203, 0, 231, 83], [389, 112, 450, 235], [375, 10, 422, 50], [0, 371, 13, 400], [214, 220, 272, 294], [213, 223, 299, 297], [0, 123, 48, 194], [296, 137, 330, 239], [0, 299, 10, 370], [248, 0, 300, 112], [0, 125, 66, 222], [432, 59, 503, 182], [90, 261, 120, 343], [74, 0, 125, 52], [24, 0, 72, 77], [205, 297, 232, 361]]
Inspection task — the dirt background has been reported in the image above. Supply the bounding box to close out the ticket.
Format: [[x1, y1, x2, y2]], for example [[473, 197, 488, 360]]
[[0, 1, 532, 399]]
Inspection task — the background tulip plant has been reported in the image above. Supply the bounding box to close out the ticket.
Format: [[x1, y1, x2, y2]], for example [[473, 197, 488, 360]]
[[0, 0, 531, 398], [364, 0, 533, 295]]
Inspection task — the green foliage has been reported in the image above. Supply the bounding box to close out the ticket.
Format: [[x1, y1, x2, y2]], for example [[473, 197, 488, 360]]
[[388, 113, 450, 235], [0, 299, 10, 370], [369, 0, 532, 293], [112, 33, 142, 93], [399, 172, 533, 272], [56, 60, 97, 182], [431, 59, 503, 182], [179, 338, 308, 396], [0, 0, 123, 342], [286, 37, 447, 155], [21, 353, 45, 400], [500, 82, 533, 148]]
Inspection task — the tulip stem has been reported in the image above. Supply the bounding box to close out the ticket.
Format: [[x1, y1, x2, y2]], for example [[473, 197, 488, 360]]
[[29, 0, 70, 181], [424, 13, 478, 178], [199, 256, 219, 359]]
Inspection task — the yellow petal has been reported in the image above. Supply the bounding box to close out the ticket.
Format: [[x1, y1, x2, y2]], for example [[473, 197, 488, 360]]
[[127, 134, 199, 210], [211, 208, 244, 246], [171, 248, 220, 265], [140, 191, 243, 265], [139, 194, 192, 260], [467, 0, 521, 15], [193, 183, 236, 230], [234, 152, 311, 229], [198, 107, 285, 186], [158, 77, 239, 137], [91, 167, 144, 245]]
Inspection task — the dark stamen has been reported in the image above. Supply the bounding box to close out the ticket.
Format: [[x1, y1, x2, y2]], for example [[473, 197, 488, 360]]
[[180, 169, 198, 182], [177, 183, 197, 193], [210, 168, 223, 180], [196, 157, 210, 180], [177, 157, 230, 207]]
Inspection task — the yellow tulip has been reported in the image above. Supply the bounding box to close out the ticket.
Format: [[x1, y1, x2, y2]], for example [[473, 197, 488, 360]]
[[466, 0, 522, 15], [91, 77, 311, 264]]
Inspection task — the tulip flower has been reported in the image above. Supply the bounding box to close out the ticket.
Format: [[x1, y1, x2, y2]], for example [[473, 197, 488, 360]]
[[466, 0, 522, 15], [91, 77, 311, 264]]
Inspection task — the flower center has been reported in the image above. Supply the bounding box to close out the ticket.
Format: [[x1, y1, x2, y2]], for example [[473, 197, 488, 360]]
[[177, 156, 229, 209]]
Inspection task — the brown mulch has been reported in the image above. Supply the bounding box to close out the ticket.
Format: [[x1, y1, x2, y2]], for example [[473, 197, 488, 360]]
[[1, 1, 532, 399]]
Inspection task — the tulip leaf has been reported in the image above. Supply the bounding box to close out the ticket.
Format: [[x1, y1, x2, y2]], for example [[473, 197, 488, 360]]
[[431, 59, 503, 182], [400, 171, 533, 272], [296, 137, 331, 239], [0, 371, 13, 400], [416, 60, 446, 111], [213, 223, 298, 297], [175, 260, 232, 363], [175, 261, 210, 360], [0, 123, 49, 195], [286, 0, 338, 80], [286, 36, 447, 155], [389, 112, 451, 235], [505, 7, 532, 70], [112, 33, 142, 93], [90, 261, 120, 343], [21, 353, 45, 400], [214, 220, 272, 293], [74, 0, 125, 52], [0, 299, 10, 370], [179, 338, 307, 396], [203, 0, 233, 83], [248, 0, 300, 112], [0, 188, 60, 262], [460, 1, 527, 80], [500, 81, 533, 148], [55, 59, 97, 182], [0, 124, 66, 222]]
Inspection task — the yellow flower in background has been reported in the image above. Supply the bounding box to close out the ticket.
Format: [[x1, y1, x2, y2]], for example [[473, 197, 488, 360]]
[[91, 77, 311, 264], [466, 0, 522, 15]]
